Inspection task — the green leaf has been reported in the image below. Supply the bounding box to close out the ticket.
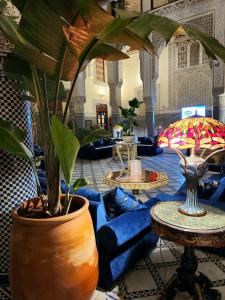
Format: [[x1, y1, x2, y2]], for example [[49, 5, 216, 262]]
[[0, 15, 58, 78], [127, 12, 179, 43], [45, 0, 79, 24], [77, 0, 113, 33], [88, 42, 129, 60], [75, 128, 111, 147], [91, 9, 155, 53], [0, 119, 30, 160], [73, 178, 89, 192], [97, 14, 134, 41], [184, 25, 225, 62], [17, 0, 79, 80], [51, 115, 80, 185], [129, 98, 142, 108], [0, 118, 26, 141], [96, 9, 154, 52]]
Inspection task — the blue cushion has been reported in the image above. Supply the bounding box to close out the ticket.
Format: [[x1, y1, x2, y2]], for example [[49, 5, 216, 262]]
[[144, 137, 152, 145], [103, 187, 144, 219], [138, 137, 152, 145], [93, 139, 104, 147], [138, 137, 145, 144]]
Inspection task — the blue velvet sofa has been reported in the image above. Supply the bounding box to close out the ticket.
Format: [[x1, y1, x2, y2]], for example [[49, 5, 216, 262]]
[[137, 137, 163, 156], [77, 139, 114, 160], [75, 188, 160, 289]]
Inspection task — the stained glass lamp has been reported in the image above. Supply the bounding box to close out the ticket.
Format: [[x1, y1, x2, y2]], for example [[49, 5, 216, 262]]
[[158, 116, 225, 216]]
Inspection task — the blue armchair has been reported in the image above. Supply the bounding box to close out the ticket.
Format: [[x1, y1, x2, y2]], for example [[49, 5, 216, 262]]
[[75, 188, 159, 289]]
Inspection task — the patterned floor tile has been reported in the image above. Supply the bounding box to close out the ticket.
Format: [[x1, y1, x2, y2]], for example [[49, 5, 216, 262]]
[[124, 268, 158, 292], [150, 246, 177, 264], [198, 262, 225, 281]]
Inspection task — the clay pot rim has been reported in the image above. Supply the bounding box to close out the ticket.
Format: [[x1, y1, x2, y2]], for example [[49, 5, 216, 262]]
[[12, 194, 89, 226]]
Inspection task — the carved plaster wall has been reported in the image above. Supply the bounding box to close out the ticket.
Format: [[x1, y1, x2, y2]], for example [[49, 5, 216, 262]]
[[144, 0, 225, 128]]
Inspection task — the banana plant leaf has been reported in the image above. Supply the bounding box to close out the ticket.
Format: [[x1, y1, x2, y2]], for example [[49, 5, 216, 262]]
[[74, 0, 155, 53], [87, 42, 129, 60], [183, 25, 225, 61], [77, 0, 225, 62], [0, 117, 31, 159], [51, 116, 80, 186], [75, 127, 111, 147], [2, 0, 225, 85], [4, 55, 67, 102], [0, 15, 58, 78]]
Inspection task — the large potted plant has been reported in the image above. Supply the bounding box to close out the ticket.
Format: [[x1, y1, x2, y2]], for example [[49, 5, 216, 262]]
[[1, 1, 225, 299], [119, 97, 142, 142]]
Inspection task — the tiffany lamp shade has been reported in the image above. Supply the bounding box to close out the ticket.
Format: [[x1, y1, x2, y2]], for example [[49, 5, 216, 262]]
[[158, 116, 225, 216]]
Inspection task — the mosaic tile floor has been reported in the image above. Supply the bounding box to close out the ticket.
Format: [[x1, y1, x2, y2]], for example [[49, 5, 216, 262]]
[[1, 150, 225, 300]]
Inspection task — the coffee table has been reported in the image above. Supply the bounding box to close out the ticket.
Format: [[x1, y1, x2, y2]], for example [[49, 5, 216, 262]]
[[104, 169, 168, 194], [151, 201, 225, 300]]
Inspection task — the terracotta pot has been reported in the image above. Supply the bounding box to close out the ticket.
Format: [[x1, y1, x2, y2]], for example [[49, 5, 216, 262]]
[[10, 195, 98, 300]]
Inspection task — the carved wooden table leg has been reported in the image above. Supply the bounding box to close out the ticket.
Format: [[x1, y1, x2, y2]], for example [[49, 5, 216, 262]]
[[158, 247, 221, 300]]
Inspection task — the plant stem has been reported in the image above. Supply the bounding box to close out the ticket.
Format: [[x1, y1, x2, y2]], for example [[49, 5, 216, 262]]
[[62, 187, 71, 215], [30, 160, 48, 210], [47, 150, 61, 215], [62, 37, 98, 123], [53, 48, 68, 115], [41, 72, 61, 214], [31, 65, 50, 167], [31, 65, 61, 215], [41, 73, 50, 130]]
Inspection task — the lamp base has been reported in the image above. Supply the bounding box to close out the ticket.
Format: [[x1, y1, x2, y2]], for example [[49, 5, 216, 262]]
[[178, 205, 206, 217], [179, 155, 207, 217]]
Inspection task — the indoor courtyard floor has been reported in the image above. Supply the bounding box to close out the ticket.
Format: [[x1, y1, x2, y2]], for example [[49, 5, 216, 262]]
[[1, 150, 225, 300]]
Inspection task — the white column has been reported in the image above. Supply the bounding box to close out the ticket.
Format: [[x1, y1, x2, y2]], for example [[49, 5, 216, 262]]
[[107, 60, 123, 126], [140, 51, 156, 136]]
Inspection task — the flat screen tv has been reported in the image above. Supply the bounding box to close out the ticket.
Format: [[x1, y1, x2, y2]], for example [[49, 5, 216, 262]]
[[181, 106, 206, 119]]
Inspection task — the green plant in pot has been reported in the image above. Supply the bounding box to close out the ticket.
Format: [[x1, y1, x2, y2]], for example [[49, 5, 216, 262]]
[[1, 0, 225, 299], [119, 97, 142, 142]]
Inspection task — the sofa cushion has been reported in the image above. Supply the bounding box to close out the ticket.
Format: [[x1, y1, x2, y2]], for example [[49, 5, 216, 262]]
[[75, 188, 108, 230], [103, 187, 144, 219], [144, 137, 152, 145], [138, 137, 145, 144], [138, 137, 152, 145], [103, 138, 114, 145], [93, 139, 104, 147]]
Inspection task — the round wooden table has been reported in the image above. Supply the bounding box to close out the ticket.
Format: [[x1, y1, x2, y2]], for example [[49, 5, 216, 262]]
[[150, 201, 225, 300]]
